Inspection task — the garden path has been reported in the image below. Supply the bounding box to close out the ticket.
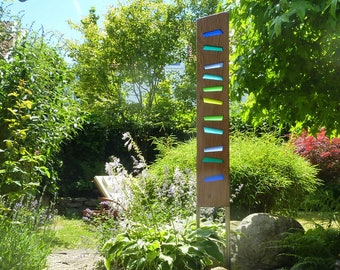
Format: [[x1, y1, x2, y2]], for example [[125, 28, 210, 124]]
[[46, 249, 103, 270]]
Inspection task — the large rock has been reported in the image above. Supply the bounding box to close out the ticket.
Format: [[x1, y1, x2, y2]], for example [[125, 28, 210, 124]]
[[231, 213, 303, 270]]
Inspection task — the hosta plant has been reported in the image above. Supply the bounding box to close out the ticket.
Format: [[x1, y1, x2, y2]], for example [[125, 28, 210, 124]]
[[101, 219, 225, 270]]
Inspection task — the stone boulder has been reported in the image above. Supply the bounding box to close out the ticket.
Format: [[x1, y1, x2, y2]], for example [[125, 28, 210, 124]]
[[231, 213, 304, 270]]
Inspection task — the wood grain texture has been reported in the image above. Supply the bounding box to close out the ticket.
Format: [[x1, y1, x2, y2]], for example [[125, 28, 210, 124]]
[[196, 12, 230, 207]]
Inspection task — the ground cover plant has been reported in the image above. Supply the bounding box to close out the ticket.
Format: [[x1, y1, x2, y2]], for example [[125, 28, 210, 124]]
[[52, 215, 99, 250], [102, 220, 225, 270], [0, 195, 55, 269], [279, 226, 340, 270]]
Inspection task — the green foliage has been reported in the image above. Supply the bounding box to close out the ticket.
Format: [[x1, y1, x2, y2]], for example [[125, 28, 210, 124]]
[[279, 226, 340, 270], [0, 6, 83, 196], [227, 0, 340, 133], [149, 138, 196, 178], [104, 0, 185, 109], [96, 134, 225, 269], [102, 220, 225, 270], [230, 133, 319, 214], [68, 1, 190, 113], [0, 195, 55, 269], [149, 133, 319, 215]]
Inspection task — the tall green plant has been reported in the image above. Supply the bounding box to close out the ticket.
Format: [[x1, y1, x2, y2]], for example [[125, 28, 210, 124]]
[[0, 6, 83, 197]]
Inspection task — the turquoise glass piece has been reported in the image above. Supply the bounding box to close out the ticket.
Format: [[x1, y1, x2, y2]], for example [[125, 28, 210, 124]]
[[204, 174, 224, 182], [204, 127, 224, 135], [202, 157, 223, 163], [203, 45, 223, 52], [203, 29, 223, 37], [203, 74, 223, 81]]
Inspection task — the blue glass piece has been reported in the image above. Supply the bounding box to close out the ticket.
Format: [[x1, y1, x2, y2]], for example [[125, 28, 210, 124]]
[[203, 29, 223, 37], [204, 174, 224, 182], [204, 146, 223, 152], [204, 62, 224, 70]]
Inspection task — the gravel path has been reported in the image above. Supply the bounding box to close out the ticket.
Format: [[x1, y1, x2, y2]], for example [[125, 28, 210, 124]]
[[46, 249, 103, 270]]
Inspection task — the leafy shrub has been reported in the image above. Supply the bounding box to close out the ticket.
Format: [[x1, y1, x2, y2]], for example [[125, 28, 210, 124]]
[[0, 6, 83, 196], [0, 195, 55, 269], [102, 220, 225, 270], [279, 226, 340, 270], [290, 128, 340, 185], [230, 133, 319, 214], [149, 133, 319, 215]]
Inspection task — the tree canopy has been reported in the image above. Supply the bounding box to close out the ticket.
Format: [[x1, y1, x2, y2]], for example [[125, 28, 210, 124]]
[[227, 0, 340, 134], [68, 0, 197, 134]]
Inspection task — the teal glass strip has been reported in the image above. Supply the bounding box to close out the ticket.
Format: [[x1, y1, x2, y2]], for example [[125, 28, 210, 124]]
[[204, 146, 223, 152], [204, 174, 224, 182], [203, 74, 223, 81], [204, 127, 224, 135], [203, 29, 223, 37], [203, 86, 223, 92], [204, 62, 224, 70], [202, 157, 223, 163], [203, 45, 223, 52], [204, 115, 223, 121]]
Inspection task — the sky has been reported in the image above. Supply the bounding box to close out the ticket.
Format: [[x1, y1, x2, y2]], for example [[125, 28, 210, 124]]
[[6, 0, 125, 40]]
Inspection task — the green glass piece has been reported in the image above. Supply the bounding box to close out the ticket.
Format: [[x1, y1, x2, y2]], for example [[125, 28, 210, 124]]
[[204, 115, 223, 121], [203, 98, 223, 105], [203, 86, 223, 92], [203, 157, 223, 163], [203, 45, 223, 52]]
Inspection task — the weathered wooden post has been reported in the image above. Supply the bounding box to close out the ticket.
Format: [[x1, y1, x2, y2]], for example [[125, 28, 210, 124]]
[[196, 12, 230, 269]]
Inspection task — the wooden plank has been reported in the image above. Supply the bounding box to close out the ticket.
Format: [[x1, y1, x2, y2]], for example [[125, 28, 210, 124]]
[[196, 12, 229, 207]]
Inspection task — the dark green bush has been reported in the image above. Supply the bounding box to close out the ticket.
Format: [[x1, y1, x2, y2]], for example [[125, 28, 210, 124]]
[[149, 133, 319, 215]]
